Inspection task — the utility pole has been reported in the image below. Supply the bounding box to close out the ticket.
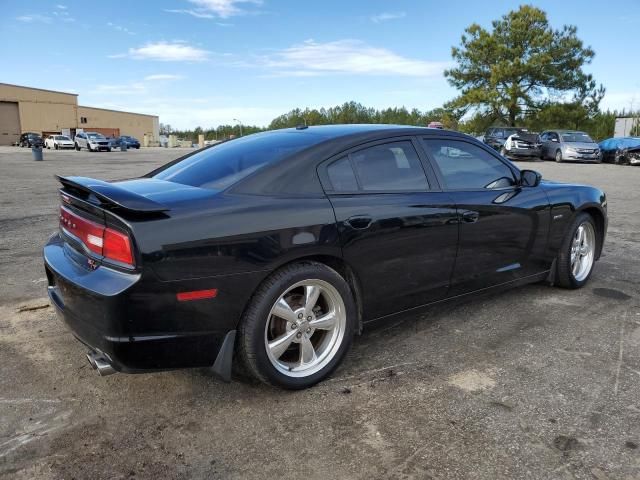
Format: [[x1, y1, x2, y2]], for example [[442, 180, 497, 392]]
[[233, 118, 243, 137]]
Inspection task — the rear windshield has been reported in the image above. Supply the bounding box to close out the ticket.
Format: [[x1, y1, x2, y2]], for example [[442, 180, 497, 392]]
[[152, 131, 324, 190]]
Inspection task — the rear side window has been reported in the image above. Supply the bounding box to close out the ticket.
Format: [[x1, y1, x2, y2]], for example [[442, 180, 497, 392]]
[[327, 156, 358, 191], [422, 139, 516, 190], [350, 141, 428, 191], [152, 132, 325, 191]]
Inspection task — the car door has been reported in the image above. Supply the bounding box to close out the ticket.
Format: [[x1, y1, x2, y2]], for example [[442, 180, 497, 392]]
[[319, 138, 458, 321], [420, 137, 551, 296], [546, 132, 561, 158], [539, 132, 549, 158]]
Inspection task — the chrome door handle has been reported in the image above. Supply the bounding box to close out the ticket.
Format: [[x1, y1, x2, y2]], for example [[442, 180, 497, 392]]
[[345, 215, 373, 230]]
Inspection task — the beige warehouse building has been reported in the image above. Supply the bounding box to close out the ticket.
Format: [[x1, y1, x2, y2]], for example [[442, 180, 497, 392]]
[[0, 83, 159, 146]]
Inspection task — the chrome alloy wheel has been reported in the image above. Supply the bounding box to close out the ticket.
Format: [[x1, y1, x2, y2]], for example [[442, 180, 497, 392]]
[[570, 222, 596, 282], [264, 279, 346, 377]]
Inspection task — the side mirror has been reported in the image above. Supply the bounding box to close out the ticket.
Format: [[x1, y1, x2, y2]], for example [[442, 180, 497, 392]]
[[520, 169, 542, 187]]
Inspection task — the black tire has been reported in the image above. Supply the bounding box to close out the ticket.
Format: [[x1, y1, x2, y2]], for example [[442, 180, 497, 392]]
[[107, 148, 111, 152], [555, 149, 563, 163], [555, 212, 597, 289], [54, 143, 59, 150], [75, 143, 80, 151], [236, 261, 356, 389]]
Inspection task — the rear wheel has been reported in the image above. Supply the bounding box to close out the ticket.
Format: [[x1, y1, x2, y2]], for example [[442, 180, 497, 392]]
[[555, 149, 563, 163], [74, 143, 80, 151], [237, 261, 356, 389], [54, 143, 59, 150], [555, 213, 597, 289]]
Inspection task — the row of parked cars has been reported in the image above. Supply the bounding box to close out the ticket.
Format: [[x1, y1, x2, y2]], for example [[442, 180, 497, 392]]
[[17, 132, 141, 152], [481, 127, 640, 165]]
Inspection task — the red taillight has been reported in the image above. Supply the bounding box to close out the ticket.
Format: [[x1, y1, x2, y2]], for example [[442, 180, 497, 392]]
[[103, 227, 134, 265], [60, 206, 134, 267]]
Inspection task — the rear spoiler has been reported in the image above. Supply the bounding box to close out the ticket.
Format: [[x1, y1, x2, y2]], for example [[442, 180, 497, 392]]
[[56, 176, 169, 213]]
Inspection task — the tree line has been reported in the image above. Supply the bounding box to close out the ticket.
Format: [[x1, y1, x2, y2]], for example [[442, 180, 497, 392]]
[[164, 6, 634, 142]]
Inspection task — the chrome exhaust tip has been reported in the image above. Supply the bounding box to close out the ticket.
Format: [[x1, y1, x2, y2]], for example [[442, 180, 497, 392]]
[[86, 351, 97, 369], [86, 351, 116, 376], [94, 357, 116, 376]]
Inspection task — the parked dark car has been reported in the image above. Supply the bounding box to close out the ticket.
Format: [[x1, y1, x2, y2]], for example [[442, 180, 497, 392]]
[[483, 126, 531, 151], [599, 137, 640, 166], [44, 125, 607, 389], [540, 130, 601, 163], [110, 135, 141, 149], [19, 132, 44, 148]]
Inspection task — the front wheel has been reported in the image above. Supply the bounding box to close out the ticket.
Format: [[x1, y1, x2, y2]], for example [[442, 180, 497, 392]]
[[75, 143, 80, 151], [555, 213, 598, 289], [555, 149, 563, 163], [236, 262, 356, 389]]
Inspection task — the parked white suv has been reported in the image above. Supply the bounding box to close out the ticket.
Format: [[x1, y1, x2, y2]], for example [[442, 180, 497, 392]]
[[74, 132, 111, 152], [45, 134, 74, 150]]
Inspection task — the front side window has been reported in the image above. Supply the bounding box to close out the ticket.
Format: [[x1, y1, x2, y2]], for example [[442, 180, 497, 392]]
[[422, 139, 516, 190], [349, 141, 428, 191]]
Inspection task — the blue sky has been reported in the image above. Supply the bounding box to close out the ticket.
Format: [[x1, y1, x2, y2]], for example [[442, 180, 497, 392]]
[[2, 0, 639, 128]]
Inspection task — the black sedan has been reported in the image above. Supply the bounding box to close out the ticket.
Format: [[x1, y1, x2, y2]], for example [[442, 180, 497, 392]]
[[44, 125, 608, 389]]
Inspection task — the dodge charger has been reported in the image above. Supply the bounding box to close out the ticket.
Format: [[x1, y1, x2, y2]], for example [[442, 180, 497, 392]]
[[44, 125, 608, 389]]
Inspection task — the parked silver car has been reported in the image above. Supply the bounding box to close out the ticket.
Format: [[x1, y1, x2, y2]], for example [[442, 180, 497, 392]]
[[540, 130, 601, 163], [74, 132, 111, 152]]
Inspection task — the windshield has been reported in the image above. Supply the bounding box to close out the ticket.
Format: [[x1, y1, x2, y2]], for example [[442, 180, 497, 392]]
[[55, 135, 70, 140], [87, 133, 105, 139], [152, 131, 325, 191], [561, 132, 593, 143]]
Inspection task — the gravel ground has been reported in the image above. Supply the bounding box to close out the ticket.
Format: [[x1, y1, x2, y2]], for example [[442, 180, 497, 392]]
[[0, 146, 639, 479]]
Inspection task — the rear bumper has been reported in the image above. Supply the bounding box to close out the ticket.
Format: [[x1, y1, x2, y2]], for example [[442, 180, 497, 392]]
[[44, 233, 234, 373]]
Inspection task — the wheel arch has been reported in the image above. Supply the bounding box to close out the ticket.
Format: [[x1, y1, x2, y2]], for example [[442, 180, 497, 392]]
[[578, 206, 606, 260]]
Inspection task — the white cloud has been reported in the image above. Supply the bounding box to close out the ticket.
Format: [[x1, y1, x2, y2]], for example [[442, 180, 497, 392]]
[[93, 83, 147, 95], [261, 39, 451, 77], [165, 0, 262, 19], [107, 22, 135, 35], [56, 4, 67, 9], [111, 41, 210, 62], [370, 11, 406, 23], [16, 14, 52, 23], [164, 9, 214, 18], [144, 74, 185, 81]]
